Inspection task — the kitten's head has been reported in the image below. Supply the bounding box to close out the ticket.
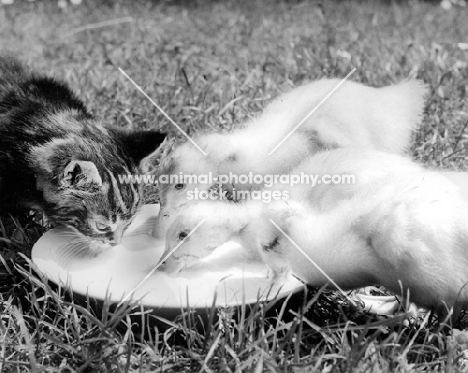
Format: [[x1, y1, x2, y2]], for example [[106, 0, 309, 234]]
[[31, 126, 166, 247]]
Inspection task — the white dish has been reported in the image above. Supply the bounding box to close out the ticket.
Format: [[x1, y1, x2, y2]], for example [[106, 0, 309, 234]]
[[31, 204, 304, 310]]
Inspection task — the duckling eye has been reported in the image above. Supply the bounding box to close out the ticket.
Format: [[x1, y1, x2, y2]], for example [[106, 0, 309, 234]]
[[262, 236, 280, 252], [175, 183, 185, 190], [178, 231, 189, 241]]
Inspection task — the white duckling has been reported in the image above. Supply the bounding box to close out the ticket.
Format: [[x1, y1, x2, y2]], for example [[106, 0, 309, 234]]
[[157, 79, 427, 230], [162, 148, 468, 318], [161, 148, 421, 272]]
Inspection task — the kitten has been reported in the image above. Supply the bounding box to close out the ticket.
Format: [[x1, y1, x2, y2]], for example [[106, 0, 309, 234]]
[[0, 57, 166, 246]]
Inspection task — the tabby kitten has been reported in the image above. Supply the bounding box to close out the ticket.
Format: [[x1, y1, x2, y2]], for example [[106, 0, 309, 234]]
[[0, 57, 166, 246]]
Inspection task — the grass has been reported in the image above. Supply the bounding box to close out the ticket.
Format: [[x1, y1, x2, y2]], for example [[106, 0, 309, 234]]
[[1, 0, 468, 371]]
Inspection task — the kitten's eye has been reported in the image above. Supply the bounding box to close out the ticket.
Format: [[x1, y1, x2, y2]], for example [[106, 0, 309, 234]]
[[95, 222, 108, 232], [178, 231, 189, 241], [175, 183, 185, 190]]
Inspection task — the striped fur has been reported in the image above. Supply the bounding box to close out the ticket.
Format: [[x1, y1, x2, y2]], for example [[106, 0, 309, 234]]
[[0, 57, 166, 245]]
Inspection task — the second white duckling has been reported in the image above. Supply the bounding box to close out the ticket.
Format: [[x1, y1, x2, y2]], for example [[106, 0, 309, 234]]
[[162, 148, 468, 318]]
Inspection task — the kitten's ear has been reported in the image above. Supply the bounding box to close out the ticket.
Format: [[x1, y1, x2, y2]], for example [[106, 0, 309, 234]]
[[61, 160, 102, 190], [118, 130, 167, 164]]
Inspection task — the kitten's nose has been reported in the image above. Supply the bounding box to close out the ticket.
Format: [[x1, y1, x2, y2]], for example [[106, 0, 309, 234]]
[[110, 228, 126, 246], [108, 233, 123, 246], [112, 236, 122, 246]]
